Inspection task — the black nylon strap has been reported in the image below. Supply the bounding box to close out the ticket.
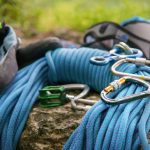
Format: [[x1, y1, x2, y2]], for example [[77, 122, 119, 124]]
[[83, 21, 150, 59], [0, 22, 8, 46], [84, 21, 150, 44]]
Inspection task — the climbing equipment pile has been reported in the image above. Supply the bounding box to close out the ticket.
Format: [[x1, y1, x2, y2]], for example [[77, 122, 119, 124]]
[[0, 17, 150, 150], [61, 46, 150, 150], [0, 44, 150, 149]]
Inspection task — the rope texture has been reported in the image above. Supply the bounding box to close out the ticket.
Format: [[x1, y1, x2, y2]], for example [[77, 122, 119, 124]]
[[0, 47, 149, 150]]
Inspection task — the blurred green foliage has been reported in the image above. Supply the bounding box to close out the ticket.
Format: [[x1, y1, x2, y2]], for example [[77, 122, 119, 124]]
[[0, 0, 150, 34]]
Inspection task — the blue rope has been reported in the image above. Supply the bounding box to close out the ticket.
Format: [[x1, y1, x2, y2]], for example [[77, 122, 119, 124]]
[[0, 47, 149, 150]]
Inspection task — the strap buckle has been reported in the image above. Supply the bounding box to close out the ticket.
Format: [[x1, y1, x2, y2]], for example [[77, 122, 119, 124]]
[[101, 76, 150, 105], [111, 57, 150, 80]]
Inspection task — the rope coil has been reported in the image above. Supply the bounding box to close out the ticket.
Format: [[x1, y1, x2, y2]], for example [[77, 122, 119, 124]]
[[0, 47, 149, 150]]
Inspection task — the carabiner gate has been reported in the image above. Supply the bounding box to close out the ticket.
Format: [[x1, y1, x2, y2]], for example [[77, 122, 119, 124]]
[[101, 76, 150, 105], [111, 57, 150, 81]]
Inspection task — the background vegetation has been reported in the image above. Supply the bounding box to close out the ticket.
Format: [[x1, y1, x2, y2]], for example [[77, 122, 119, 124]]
[[0, 0, 150, 35]]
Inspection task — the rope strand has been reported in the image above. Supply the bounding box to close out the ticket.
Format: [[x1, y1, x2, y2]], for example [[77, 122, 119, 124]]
[[0, 47, 149, 149]]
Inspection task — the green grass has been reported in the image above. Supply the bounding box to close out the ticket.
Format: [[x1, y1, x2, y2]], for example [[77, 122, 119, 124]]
[[1, 0, 150, 34]]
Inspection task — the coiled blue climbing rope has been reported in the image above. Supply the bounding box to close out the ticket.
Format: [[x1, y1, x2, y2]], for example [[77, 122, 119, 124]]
[[0, 47, 150, 150]]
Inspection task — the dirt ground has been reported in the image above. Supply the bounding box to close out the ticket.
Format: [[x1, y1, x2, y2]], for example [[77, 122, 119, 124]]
[[15, 28, 83, 47]]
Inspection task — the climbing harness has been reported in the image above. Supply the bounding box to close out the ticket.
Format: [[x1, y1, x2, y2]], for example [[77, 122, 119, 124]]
[[39, 84, 97, 111], [90, 42, 143, 66], [101, 76, 150, 104], [111, 57, 150, 80], [83, 17, 150, 59]]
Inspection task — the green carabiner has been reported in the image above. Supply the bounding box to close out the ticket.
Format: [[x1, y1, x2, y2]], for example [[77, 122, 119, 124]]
[[38, 86, 68, 108]]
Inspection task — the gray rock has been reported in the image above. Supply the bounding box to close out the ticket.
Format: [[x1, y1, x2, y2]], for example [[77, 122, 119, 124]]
[[18, 90, 150, 150], [18, 91, 99, 150]]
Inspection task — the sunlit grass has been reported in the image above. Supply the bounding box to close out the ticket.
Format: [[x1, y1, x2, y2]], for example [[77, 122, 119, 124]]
[[1, 0, 150, 34], [33, 0, 150, 32]]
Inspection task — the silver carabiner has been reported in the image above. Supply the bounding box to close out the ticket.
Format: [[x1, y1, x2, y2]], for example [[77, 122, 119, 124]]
[[111, 57, 150, 81], [90, 42, 143, 66], [63, 84, 97, 111], [63, 84, 90, 100], [101, 76, 150, 105], [110, 42, 133, 55], [68, 96, 97, 111]]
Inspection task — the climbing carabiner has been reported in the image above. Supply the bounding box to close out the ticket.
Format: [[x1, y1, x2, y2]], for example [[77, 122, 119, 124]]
[[68, 96, 97, 111], [110, 42, 143, 57], [90, 42, 143, 66], [64, 84, 97, 111], [101, 76, 150, 105], [111, 57, 150, 81], [38, 84, 93, 109]]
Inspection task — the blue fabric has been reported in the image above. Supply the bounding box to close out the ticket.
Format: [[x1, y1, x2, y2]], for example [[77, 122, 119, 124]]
[[121, 16, 150, 26], [0, 47, 150, 150]]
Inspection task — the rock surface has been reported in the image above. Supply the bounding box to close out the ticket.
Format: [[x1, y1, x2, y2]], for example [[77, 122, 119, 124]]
[[18, 92, 99, 150], [18, 90, 150, 150], [18, 30, 85, 150]]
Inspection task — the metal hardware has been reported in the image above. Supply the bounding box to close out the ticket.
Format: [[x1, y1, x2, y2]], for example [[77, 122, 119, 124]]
[[111, 57, 150, 80], [90, 42, 143, 66], [39, 84, 97, 110], [101, 76, 150, 105], [110, 42, 133, 55], [38, 86, 67, 108], [68, 95, 97, 111]]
